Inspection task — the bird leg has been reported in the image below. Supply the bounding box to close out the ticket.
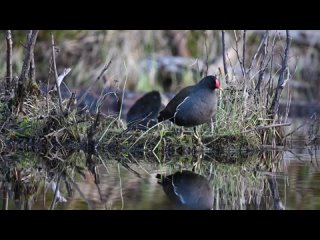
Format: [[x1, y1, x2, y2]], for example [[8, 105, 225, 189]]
[[193, 126, 203, 145], [178, 126, 186, 138]]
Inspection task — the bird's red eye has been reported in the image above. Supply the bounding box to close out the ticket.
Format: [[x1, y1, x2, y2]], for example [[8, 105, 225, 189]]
[[215, 79, 220, 89]]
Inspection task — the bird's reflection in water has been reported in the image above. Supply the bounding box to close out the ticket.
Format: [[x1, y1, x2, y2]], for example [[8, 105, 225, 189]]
[[156, 170, 213, 210]]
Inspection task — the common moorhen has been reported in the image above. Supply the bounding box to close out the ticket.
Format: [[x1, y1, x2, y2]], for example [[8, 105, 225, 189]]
[[126, 91, 161, 130], [157, 75, 220, 127], [156, 170, 214, 210]]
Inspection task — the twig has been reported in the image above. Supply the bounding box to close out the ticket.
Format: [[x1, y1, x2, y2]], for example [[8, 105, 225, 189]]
[[221, 30, 229, 83], [243, 122, 291, 133], [97, 116, 118, 145], [52, 68, 72, 91], [284, 113, 316, 139], [204, 31, 209, 77], [242, 30, 246, 74], [77, 60, 112, 107], [129, 120, 163, 150], [265, 33, 279, 110], [233, 30, 245, 77], [87, 110, 101, 151], [255, 32, 269, 94], [269, 30, 291, 117], [65, 92, 76, 115], [5, 30, 13, 93], [246, 30, 269, 77], [118, 61, 128, 122], [51, 33, 64, 114], [267, 176, 285, 210]]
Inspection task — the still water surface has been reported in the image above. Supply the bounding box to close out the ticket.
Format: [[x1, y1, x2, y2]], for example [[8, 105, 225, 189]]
[[1, 144, 319, 210]]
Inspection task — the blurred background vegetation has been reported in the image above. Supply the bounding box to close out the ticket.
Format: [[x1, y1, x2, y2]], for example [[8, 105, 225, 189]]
[[1, 30, 320, 101]]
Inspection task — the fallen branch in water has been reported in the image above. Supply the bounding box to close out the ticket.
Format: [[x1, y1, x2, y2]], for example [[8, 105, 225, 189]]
[[243, 122, 291, 133]]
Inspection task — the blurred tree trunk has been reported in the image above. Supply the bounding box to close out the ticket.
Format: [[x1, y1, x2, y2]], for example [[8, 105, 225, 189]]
[[16, 30, 39, 113]]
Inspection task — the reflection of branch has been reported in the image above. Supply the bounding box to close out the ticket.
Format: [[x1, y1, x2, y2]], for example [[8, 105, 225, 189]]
[[49, 176, 62, 210], [287, 149, 305, 163], [268, 177, 285, 210], [118, 164, 124, 210], [69, 178, 93, 210], [2, 183, 9, 210]]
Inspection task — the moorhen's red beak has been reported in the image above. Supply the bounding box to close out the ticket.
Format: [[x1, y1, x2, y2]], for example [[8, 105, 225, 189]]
[[216, 79, 223, 91]]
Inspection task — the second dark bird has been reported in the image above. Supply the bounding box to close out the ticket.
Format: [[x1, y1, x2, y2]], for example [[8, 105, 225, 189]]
[[126, 91, 161, 130]]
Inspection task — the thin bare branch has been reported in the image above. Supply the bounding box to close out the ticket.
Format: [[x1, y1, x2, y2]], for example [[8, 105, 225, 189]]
[[77, 60, 112, 107], [51, 33, 64, 113], [65, 92, 76, 115], [221, 30, 229, 83], [246, 30, 269, 77], [233, 30, 245, 77], [52, 68, 72, 91], [87, 110, 101, 151], [255, 33, 269, 94], [266, 33, 279, 110], [204, 31, 209, 77], [270, 30, 291, 117], [242, 30, 246, 74], [5, 30, 13, 93], [284, 113, 316, 139]]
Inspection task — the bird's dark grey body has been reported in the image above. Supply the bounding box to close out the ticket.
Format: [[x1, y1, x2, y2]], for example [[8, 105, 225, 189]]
[[174, 87, 217, 127], [126, 91, 161, 130], [158, 75, 219, 127]]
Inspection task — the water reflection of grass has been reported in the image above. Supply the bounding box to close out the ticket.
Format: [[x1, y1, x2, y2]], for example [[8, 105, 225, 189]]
[[0, 149, 286, 210]]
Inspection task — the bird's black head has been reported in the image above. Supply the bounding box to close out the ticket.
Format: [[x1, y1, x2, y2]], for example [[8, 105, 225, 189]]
[[197, 75, 220, 90]]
